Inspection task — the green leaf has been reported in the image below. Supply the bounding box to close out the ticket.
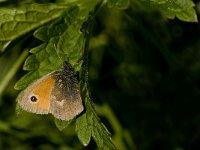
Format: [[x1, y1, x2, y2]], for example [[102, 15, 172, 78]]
[[107, 0, 130, 9], [76, 75, 118, 149], [176, 6, 197, 22], [14, 1, 101, 90], [76, 113, 92, 146], [0, 3, 67, 53], [14, 6, 84, 90], [23, 54, 39, 71], [75, 51, 118, 149], [54, 119, 72, 131], [139, 0, 198, 22]]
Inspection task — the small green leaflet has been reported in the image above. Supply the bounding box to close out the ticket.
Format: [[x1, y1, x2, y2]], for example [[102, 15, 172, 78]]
[[76, 93, 118, 150], [140, 0, 198, 22]]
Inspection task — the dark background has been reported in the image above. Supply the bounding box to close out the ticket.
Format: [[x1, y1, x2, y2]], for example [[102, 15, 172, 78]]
[[89, 2, 200, 150]]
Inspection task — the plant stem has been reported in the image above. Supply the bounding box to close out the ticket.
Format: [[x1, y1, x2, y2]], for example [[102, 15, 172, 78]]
[[0, 49, 28, 96]]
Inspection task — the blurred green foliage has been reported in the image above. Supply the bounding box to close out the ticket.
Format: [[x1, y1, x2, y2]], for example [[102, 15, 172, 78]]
[[0, 0, 200, 150]]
